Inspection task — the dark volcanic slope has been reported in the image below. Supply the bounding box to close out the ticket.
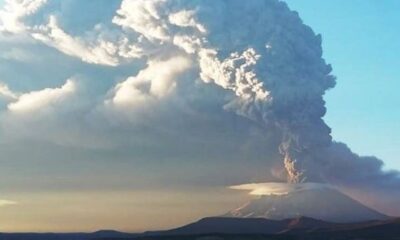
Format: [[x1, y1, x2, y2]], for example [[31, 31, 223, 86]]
[[145, 217, 337, 235], [312, 217, 400, 239], [135, 217, 400, 240]]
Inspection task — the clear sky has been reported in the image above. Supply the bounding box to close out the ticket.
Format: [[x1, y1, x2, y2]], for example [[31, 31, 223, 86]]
[[0, 0, 399, 232], [285, 0, 400, 170]]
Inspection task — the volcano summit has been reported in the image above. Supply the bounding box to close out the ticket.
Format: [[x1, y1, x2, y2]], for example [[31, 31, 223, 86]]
[[226, 183, 388, 223]]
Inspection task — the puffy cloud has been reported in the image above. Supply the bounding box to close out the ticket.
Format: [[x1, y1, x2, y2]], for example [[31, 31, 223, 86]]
[[113, 0, 171, 42], [0, 0, 47, 33], [8, 78, 76, 113], [0, 76, 118, 149], [199, 48, 268, 102], [107, 56, 192, 108], [31, 16, 120, 66], [0, 0, 126, 66], [168, 10, 206, 33]]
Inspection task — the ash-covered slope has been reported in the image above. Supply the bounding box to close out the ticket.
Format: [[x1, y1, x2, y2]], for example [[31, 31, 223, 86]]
[[224, 187, 388, 223]]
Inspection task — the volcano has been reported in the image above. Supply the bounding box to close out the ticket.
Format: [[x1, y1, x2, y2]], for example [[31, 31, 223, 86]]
[[224, 184, 388, 223]]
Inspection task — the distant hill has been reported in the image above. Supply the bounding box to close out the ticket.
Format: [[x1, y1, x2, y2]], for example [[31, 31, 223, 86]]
[[0, 230, 137, 240]]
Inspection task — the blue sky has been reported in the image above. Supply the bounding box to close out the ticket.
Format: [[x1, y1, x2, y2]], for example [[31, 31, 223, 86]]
[[286, 0, 400, 170]]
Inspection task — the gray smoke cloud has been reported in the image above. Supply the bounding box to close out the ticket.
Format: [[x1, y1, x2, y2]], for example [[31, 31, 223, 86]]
[[0, 0, 399, 212], [106, 0, 397, 186], [108, 0, 336, 183]]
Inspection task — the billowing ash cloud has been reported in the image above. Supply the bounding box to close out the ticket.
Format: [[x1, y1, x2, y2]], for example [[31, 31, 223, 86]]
[[0, 0, 399, 213], [99, 1, 335, 182], [109, 0, 336, 183]]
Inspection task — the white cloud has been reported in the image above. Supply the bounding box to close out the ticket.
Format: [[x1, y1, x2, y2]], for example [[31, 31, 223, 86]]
[[112, 0, 270, 106], [199, 48, 269, 101], [0, 0, 47, 33], [168, 10, 206, 33], [113, 0, 171, 42], [0, 199, 17, 207], [8, 78, 76, 113], [31, 16, 120, 66], [0, 1, 126, 66], [108, 56, 192, 108], [0, 82, 18, 100], [230, 182, 332, 196]]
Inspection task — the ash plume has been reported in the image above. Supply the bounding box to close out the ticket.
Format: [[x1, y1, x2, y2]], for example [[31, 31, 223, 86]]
[[1, 0, 399, 213], [111, 0, 336, 183]]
